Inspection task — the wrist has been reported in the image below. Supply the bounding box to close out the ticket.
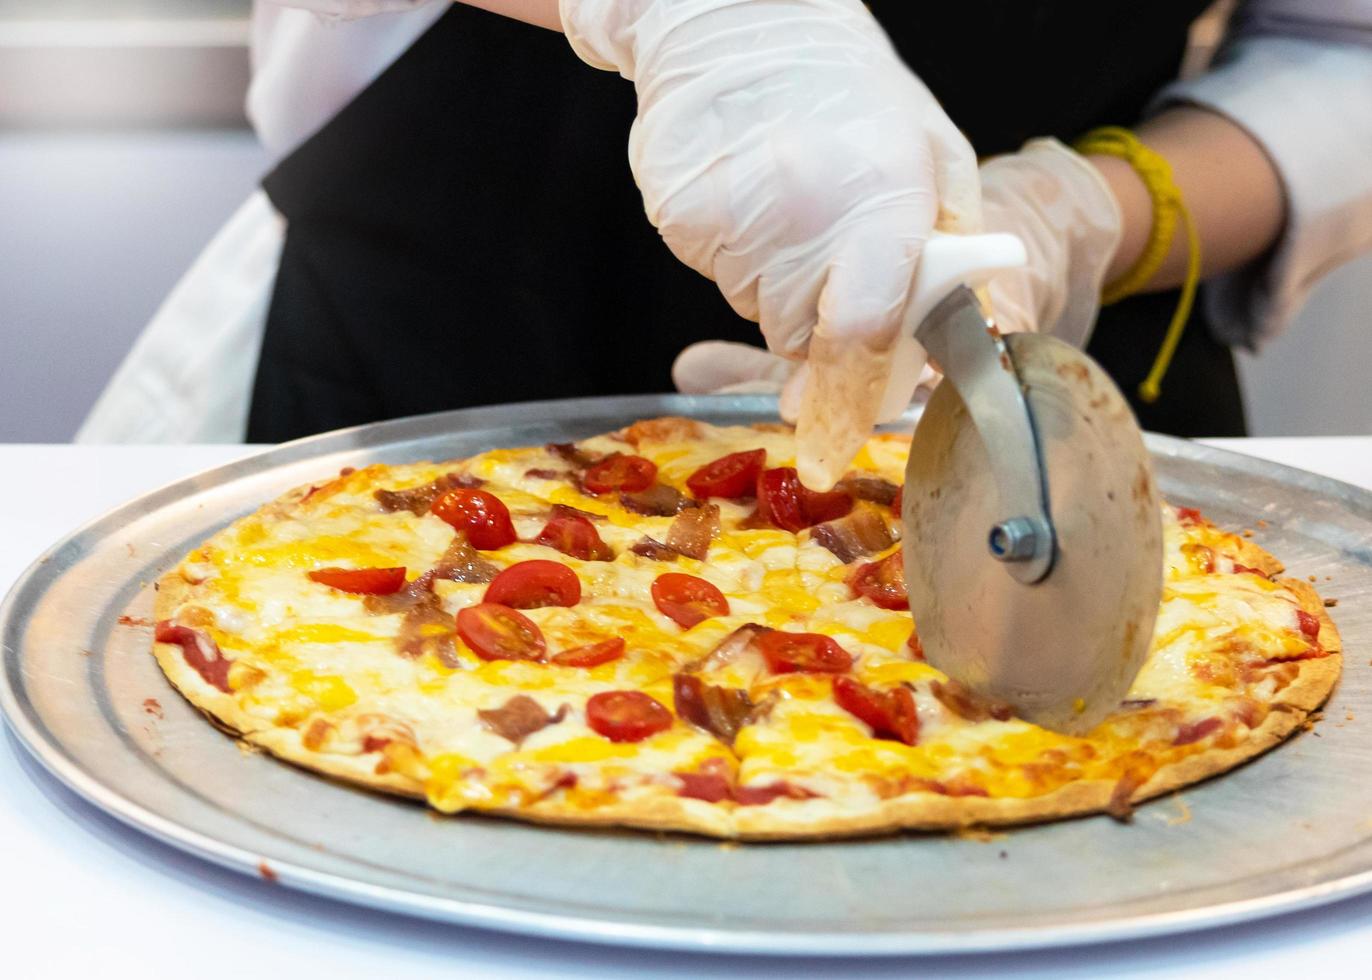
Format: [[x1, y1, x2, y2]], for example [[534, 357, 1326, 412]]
[[1086, 153, 1153, 285]]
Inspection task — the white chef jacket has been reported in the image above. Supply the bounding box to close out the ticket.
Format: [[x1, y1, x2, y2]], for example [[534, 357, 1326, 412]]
[[75, 0, 1372, 443]]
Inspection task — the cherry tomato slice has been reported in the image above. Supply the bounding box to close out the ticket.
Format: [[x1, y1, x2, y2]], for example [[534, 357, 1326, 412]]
[[586, 690, 673, 742], [755, 467, 808, 531], [686, 449, 766, 500], [803, 484, 854, 525], [651, 572, 729, 629], [1176, 506, 1203, 525], [551, 637, 626, 668], [456, 603, 547, 662], [756, 630, 853, 674], [848, 552, 909, 610], [484, 560, 581, 609], [583, 454, 657, 494], [306, 566, 407, 595], [755, 467, 853, 532], [534, 511, 613, 561], [430, 488, 517, 550], [832, 675, 919, 745]]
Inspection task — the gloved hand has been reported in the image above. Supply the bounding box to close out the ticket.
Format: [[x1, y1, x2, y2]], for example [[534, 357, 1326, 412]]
[[674, 138, 1123, 448], [976, 138, 1122, 346], [560, 0, 980, 489]]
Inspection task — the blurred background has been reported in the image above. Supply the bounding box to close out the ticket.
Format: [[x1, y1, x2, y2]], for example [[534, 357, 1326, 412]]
[[0, 0, 1368, 443]]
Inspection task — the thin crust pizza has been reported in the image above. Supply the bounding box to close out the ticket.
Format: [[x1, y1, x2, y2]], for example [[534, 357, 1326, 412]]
[[151, 417, 1342, 839]]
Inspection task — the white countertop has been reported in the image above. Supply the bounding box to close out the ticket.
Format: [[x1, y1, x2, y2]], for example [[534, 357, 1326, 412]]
[[3, 439, 1370, 979]]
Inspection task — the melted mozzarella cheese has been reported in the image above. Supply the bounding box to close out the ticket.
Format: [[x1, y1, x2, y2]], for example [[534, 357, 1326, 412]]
[[168, 421, 1326, 818]]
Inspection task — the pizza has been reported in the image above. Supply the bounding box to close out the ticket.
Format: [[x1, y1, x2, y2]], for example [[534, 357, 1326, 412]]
[[151, 417, 1341, 839]]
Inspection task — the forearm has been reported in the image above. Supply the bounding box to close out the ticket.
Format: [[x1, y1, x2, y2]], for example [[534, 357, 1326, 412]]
[[1088, 106, 1286, 290], [457, 0, 562, 31]]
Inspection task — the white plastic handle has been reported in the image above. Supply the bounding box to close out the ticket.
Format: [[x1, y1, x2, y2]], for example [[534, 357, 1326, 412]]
[[876, 233, 1027, 423]]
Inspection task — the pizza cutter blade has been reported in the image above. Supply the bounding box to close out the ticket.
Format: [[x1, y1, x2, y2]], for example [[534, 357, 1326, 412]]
[[901, 286, 1163, 735]]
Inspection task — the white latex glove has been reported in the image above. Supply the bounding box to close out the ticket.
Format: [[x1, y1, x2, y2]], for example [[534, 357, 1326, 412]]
[[675, 138, 1123, 436], [561, 0, 980, 488], [977, 138, 1122, 346]]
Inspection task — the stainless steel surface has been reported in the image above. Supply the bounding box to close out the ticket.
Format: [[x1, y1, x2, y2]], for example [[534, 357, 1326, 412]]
[[904, 334, 1163, 734], [2, 394, 1370, 956], [914, 286, 1054, 583]]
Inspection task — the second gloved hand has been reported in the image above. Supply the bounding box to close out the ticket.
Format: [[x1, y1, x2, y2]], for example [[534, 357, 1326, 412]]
[[560, 0, 980, 489], [977, 138, 1123, 345], [674, 138, 1124, 434]]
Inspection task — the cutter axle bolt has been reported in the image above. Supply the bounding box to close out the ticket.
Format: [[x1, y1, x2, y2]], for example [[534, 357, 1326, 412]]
[[988, 517, 1040, 562]]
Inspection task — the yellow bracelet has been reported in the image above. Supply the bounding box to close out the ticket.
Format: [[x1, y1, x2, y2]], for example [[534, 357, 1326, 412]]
[[1073, 126, 1202, 404]]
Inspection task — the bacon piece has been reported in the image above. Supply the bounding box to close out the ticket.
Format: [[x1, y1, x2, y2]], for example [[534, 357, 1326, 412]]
[[363, 570, 437, 614], [630, 537, 679, 561], [374, 472, 483, 515], [549, 502, 606, 523], [675, 758, 734, 803], [734, 781, 817, 806], [529, 770, 578, 803], [1254, 660, 1301, 693], [939, 775, 990, 798], [672, 757, 818, 805], [1233, 697, 1267, 730], [1173, 716, 1223, 746], [478, 696, 568, 745], [524, 468, 567, 481], [399, 593, 460, 667], [546, 442, 600, 468], [672, 673, 768, 745], [930, 679, 1014, 722], [155, 621, 233, 692], [686, 623, 771, 672], [355, 713, 417, 753], [364, 574, 460, 668], [1120, 698, 1157, 710], [810, 505, 896, 564], [665, 503, 720, 560], [837, 476, 900, 506], [432, 536, 498, 584], [620, 483, 688, 517]]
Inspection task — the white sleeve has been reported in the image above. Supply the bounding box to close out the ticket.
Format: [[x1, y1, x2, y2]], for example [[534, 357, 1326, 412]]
[[249, 3, 447, 161], [263, 0, 440, 21], [1157, 2, 1372, 348]]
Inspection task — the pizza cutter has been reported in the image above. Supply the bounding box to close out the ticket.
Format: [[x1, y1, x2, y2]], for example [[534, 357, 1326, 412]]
[[889, 236, 1163, 735]]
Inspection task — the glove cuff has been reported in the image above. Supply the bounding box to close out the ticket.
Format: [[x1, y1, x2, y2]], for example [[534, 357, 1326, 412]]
[[1018, 137, 1124, 242]]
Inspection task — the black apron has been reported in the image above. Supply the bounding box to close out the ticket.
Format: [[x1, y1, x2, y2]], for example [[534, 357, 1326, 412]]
[[249, 1, 1240, 443]]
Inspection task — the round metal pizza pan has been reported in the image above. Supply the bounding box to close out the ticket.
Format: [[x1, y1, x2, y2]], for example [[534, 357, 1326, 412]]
[[3, 393, 1371, 956]]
